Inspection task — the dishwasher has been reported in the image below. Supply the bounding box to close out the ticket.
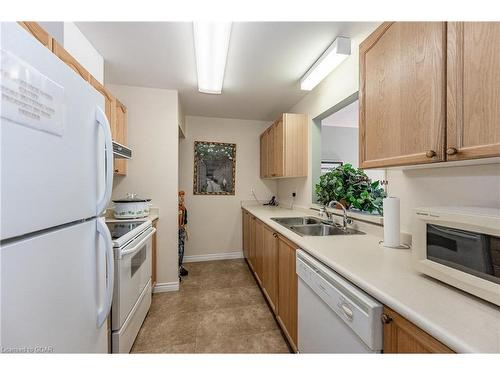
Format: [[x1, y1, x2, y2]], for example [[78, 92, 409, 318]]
[[296, 250, 383, 353]]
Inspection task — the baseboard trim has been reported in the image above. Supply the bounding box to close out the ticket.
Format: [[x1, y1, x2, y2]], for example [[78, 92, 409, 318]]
[[183, 251, 243, 263], [153, 281, 179, 293]]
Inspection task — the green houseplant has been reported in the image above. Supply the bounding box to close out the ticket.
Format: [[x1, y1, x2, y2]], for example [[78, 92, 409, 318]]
[[315, 164, 386, 215]]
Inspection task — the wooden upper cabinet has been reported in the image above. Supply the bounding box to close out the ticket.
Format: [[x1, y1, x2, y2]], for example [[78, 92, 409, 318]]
[[260, 113, 308, 178], [114, 99, 128, 175], [359, 22, 447, 168], [277, 235, 298, 351], [53, 41, 91, 83], [447, 22, 500, 161], [382, 306, 453, 353], [18, 22, 53, 50], [260, 132, 269, 178]]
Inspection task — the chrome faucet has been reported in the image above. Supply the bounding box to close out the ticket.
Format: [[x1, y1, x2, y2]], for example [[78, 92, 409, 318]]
[[327, 200, 352, 231]]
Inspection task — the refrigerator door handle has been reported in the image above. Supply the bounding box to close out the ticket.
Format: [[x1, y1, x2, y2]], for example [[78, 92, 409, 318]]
[[96, 217, 114, 328], [95, 107, 114, 216]]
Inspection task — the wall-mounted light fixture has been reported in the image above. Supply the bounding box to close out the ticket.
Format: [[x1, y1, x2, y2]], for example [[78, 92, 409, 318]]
[[300, 36, 351, 91]]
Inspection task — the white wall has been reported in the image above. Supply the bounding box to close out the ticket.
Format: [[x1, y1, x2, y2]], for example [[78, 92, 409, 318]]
[[179, 116, 277, 257], [108, 84, 179, 284], [321, 126, 359, 166], [387, 164, 500, 233], [63, 23, 104, 83], [278, 24, 380, 207]]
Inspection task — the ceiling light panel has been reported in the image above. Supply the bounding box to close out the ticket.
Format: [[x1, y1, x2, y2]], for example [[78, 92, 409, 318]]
[[193, 21, 232, 94]]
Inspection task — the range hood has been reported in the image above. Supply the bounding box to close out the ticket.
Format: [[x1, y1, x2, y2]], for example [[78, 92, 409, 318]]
[[113, 141, 132, 159]]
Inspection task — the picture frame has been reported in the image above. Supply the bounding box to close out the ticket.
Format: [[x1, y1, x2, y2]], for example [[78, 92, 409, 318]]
[[193, 141, 236, 195]]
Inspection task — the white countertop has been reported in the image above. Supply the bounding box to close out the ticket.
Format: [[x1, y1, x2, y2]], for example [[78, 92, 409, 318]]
[[243, 204, 500, 353]]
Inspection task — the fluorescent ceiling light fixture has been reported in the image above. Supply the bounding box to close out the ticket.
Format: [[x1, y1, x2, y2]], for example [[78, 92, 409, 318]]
[[193, 21, 232, 94], [300, 36, 351, 91]]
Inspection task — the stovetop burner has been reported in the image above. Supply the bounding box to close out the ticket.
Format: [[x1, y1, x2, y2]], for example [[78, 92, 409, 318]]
[[106, 220, 146, 240]]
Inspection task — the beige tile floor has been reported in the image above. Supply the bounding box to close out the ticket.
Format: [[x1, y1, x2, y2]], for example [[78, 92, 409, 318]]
[[131, 259, 291, 353]]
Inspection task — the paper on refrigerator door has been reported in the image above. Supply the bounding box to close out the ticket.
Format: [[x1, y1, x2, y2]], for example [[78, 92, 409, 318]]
[[1, 49, 64, 136]]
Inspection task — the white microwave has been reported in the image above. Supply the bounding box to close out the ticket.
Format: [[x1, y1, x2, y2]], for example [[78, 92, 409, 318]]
[[413, 206, 500, 306]]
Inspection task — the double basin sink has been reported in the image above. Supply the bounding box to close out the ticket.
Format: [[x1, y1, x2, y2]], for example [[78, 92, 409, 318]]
[[271, 216, 365, 237]]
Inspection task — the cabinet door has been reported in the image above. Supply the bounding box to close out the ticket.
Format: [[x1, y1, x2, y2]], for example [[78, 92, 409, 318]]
[[447, 22, 500, 160], [53, 41, 91, 83], [382, 306, 453, 353], [114, 100, 128, 176], [260, 133, 269, 178], [268, 126, 276, 177], [248, 216, 256, 270], [262, 225, 279, 312], [359, 22, 446, 168], [242, 211, 249, 260], [283, 113, 308, 177], [253, 219, 264, 283], [18, 22, 53, 50], [277, 236, 298, 350], [273, 119, 284, 177]]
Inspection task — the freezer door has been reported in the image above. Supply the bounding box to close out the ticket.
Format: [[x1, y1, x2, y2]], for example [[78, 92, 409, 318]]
[[0, 218, 112, 353], [0, 22, 110, 240]]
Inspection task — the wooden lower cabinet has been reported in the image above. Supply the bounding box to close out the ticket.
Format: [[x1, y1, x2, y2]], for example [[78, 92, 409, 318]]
[[277, 235, 298, 351], [242, 210, 250, 261], [248, 216, 256, 271], [382, 306, 453, 353], [262, 224, 279, 312], [253, 218, 264, 283]]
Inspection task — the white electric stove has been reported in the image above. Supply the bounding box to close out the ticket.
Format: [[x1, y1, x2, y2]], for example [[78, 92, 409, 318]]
[[106, 219, 155, 353]]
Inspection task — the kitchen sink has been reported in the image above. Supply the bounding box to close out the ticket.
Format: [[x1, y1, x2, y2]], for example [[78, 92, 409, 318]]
[[270, 217, 365, 236], [271, 217, 323, 226], [289, 224, 365, 236]]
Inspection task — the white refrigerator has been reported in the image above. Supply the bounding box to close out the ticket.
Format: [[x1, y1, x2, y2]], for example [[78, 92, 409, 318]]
[[0, 22, 114, 353]]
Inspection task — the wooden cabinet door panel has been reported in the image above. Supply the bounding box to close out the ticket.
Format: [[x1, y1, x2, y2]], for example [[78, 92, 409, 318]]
[[284, 113, 308, 177], [447, 22, 500, 160], [242, 211, 249, 260], [249, 216, 256, 270], [262, 225, 279, 312], [53, 41, 91, 83], [268, 127, 276, 177], [277, 236, 298, 348], [113, 100, 128, 175], [383, 306, 453, 353], [254, 219, 264, 283], [273, 119, 284, 177], [260, 133, 269, 178], [360, 22, 446, 168]]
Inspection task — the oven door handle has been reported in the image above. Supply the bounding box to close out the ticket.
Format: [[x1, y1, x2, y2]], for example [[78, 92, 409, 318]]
[[120, 227, 156, 257], [96, 217, 114, 328]]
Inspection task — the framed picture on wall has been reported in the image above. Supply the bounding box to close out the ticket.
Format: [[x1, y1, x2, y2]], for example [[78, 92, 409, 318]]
[[193, 141, 236, 195]]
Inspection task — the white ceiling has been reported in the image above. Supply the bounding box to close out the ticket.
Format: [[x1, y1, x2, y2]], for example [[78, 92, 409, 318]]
[[76, 22, 378, 121], [322, 100, 359, 128]]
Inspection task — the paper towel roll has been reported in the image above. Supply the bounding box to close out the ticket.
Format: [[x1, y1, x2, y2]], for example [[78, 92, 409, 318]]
[[383, 197, 400, 248]]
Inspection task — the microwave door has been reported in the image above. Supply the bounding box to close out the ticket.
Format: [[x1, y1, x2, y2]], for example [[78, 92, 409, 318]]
[[427, 225, 493, 275]]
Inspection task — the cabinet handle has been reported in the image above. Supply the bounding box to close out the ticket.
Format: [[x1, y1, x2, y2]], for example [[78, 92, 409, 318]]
[[114, 169, 119, 173], [425, 150, 436, 158], [446, 147, 458, 155], [381, 313, 393, 324], [273, 233, 278, 238]]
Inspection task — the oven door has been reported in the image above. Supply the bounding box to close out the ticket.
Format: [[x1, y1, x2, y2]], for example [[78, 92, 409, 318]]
[[112, 226, 155, 331]]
